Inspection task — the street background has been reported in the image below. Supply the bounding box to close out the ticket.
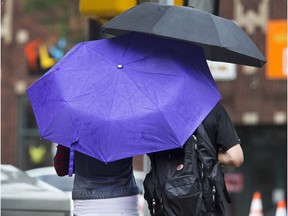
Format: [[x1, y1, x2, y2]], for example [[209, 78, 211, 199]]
[[1, 0, 287, 216]]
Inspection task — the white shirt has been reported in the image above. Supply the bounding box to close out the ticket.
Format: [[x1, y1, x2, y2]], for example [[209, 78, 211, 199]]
[[73, 195, 139, 216]]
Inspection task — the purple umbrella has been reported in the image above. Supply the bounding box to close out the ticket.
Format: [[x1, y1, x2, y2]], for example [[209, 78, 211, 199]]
[[27, 32, 221, 164]]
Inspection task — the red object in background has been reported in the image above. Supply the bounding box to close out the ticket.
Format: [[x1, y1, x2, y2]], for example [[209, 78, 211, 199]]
[[224, 172, 244, 193], [24, 38, 41, 73], [53, 144, 70, 177]]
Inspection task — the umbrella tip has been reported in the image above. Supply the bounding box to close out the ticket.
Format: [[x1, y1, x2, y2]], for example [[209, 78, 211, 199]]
[[117, 64, 123, 69]]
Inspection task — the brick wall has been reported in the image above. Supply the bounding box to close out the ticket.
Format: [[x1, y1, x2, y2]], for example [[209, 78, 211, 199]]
[[218, 0, 287, 124], [1, 0, 86, 166]]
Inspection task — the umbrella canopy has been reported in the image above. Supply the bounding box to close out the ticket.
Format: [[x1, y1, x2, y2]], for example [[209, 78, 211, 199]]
[[26, 32, 221, 163], [101, 2, 266, 68]]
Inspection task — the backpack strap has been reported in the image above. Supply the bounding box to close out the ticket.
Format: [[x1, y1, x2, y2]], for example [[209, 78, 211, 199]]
[[146, 153, 164, 216], [150, 154, 160, 215], [196, 124, 216, 157], [196, 123, 232, 204]]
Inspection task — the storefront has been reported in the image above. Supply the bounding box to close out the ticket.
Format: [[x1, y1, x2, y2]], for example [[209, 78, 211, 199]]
[[227, 125, 287, 216]]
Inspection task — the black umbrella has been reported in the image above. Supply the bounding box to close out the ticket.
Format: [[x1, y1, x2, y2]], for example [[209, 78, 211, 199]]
[[101, 2, 266, 67]]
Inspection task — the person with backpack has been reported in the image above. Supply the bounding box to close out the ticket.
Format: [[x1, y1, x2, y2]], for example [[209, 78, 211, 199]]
[[143, 102, 244, 216], [202, 102, 244, 168]]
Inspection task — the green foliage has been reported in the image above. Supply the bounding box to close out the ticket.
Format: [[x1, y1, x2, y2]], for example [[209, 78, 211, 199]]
[[23, 0, 69, 12], [22, 0, 85, 43]]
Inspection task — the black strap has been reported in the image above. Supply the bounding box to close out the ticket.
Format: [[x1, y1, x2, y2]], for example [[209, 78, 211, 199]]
[[197, 123, 216, 156], [223, 183, 232, 203], [149, 153, 161, 215], [196, 123, 232, 204]]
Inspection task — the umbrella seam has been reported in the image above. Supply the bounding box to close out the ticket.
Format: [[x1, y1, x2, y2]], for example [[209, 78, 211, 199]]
[[126, 67, 184, 77], [106, 69, 121, 160], [209, 16, 224, 60], [41, 100, 79, 144], [84, 43, 117, 66], [122, 70, 182, 146], [150, 5, 170, 34]]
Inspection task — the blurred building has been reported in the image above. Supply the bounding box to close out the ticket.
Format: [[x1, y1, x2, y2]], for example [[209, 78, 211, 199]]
[[1, 0, 287, 215]]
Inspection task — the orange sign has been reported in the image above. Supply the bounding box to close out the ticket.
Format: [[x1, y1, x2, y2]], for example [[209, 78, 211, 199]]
[[266, 20, 287, 80]]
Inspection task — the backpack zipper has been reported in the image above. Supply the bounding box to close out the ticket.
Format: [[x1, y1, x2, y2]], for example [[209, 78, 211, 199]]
[[152, 198, 156, 215], [212, 185, 216, 202]]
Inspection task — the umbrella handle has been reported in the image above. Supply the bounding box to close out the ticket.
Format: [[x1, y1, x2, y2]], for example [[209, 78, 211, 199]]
[[68, 141, 77, 176]]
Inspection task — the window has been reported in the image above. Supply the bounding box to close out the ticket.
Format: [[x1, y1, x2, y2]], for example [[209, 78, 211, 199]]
[[17, 95, 54, 170], [231, 125, 287, 216]]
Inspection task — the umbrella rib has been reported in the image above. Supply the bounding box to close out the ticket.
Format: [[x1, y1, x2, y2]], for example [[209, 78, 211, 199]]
[[105, 72, 121, 159], [41, 100, 78, 142], [40, 100, 66, 136], [120, 34, 132, 62], [84, 44, 117, 66], [149, 5, 170, 34], [128, 67, 184, 78], [210, 16, 224, 50], [122, 71, 182, 146]]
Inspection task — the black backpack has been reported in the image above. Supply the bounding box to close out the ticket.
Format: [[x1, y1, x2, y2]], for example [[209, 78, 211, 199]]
[[143, 124, 231, 216]]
